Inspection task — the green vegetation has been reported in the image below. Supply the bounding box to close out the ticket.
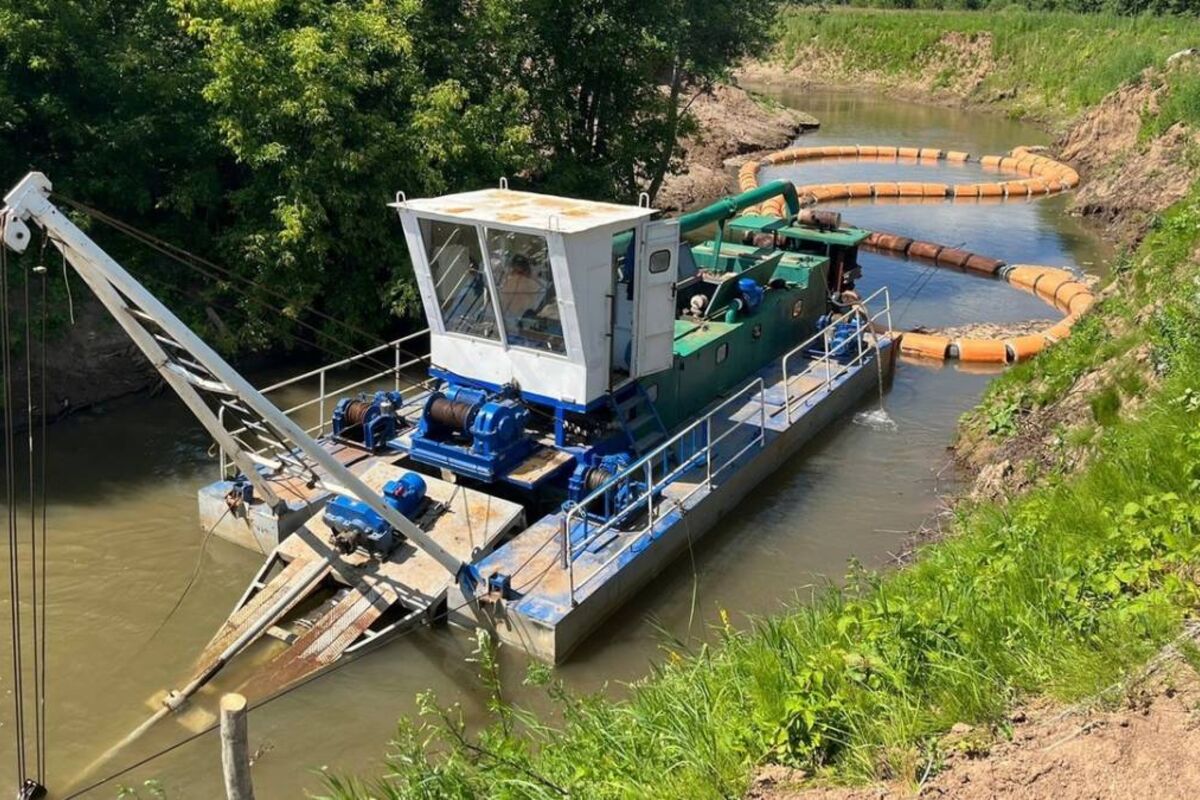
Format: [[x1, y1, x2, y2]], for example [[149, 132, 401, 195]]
[[322, 187, 1200, 797], [1143, 63, 1200, 138], [972, 184, 1200, 442], [0, 0, 777, 350], [776, 7, 1200, 126], [793, 0, 1200, 16]]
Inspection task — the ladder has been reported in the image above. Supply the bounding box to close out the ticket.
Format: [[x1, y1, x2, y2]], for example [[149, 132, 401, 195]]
[[607, 382, 668, 455]]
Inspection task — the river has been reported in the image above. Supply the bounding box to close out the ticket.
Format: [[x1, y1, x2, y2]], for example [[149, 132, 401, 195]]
[[0, 87, 1111, 797]]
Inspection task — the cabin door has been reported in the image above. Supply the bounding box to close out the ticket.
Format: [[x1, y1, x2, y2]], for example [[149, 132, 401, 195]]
[[631, 219, 679, 378]]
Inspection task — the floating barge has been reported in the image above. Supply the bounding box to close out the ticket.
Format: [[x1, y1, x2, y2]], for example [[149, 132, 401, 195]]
[[2, 172, 895, 702]]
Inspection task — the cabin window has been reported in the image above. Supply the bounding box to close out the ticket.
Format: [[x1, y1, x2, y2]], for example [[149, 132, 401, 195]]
[[648, 249, 672, 274], [716, 343, 729, 364], [421, 220, 501, 341], [484, 228, 566, 355]]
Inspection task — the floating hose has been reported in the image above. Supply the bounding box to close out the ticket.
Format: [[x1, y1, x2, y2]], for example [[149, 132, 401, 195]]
[[736, 144, 1090, 364], [737, 144, 1080, 216], [860, 231, 1095, 364]]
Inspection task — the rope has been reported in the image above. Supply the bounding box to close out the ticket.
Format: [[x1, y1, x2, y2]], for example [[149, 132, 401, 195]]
[[142, 506, 232, 647]]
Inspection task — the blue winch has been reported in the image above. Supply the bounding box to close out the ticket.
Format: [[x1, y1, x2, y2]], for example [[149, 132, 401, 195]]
[[332, 390, 404, 452], [407, 383, 534, 481], [567, 451, 645, 522], [738, 277, 764, 313], [322, 471, 427, 555]]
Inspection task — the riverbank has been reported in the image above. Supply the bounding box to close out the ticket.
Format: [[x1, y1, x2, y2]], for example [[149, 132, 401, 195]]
[[323, 10, 1200, 800], [656, 83, 819, 212], [745, 7, 1200, 243]]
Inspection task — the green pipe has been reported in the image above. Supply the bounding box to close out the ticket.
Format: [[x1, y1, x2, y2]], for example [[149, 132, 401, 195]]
[[608, 179, 798, 255], [677, 179, 800, 234]]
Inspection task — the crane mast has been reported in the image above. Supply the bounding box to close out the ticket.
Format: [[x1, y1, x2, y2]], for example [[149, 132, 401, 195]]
[[0, 171, 470, 583]]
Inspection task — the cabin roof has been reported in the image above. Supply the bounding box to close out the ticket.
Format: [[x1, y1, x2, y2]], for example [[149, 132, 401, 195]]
[[397, 188, 655, 234]]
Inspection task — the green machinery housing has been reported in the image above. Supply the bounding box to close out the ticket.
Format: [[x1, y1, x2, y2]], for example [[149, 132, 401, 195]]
[[636, 180, 871, 430]]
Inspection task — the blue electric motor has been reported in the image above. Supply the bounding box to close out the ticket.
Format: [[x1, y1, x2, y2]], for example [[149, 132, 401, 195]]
[[809, 314, 865, 364], [322, 471, 427, 555], [408, 383, 534, 481], [738, 278, 764, 314], [332, 390, 404, 452]]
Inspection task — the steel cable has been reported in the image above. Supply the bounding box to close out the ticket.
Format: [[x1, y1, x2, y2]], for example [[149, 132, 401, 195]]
[[23, 240, 44, 784], [2, 211, 29, 782], [50, 196, 420, 379], [37, 258, 49, 786]]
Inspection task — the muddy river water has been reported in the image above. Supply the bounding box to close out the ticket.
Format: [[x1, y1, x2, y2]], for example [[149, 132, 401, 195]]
[[0, 87, 1112, 797]]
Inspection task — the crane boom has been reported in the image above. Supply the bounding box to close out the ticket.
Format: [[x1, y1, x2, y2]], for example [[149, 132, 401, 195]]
[[1, 171, 469, 581]]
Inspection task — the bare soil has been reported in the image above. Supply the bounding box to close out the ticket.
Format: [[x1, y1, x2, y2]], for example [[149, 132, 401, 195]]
[[739, 31, 999, 113], [656, 83, 818, 212], [8, 291, 159, 428], [1058, 68, 1200, 243], [748, 650, 1200, 800]]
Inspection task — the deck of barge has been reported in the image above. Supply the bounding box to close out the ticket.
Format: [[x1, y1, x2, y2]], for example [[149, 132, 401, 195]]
[[452, 336, 895, 663]]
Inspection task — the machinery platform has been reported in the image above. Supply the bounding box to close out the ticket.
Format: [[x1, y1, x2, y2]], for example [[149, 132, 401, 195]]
[[191, 462, 525, 702], [452, 337, 894, 663]]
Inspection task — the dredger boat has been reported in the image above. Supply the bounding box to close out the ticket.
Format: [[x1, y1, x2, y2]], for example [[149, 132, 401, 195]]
[[0, 172, 894, 709]]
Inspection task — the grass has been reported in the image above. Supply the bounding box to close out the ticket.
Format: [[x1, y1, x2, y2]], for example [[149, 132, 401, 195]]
[[970, 182, 1200, 441], [321, 188, 1200, 799], [774, 7, 1200, 128]]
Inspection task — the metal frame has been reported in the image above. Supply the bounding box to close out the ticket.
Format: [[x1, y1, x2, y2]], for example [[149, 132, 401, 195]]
[[560, 378, 768, 604], [216, 330, 436, 478], [781, 286, 892, 423], [554, 287, 893, 605], [1, 171, 467, 579]]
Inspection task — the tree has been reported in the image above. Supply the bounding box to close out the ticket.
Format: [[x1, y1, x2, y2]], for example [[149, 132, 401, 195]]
[[2, 0, 782, 359], [0, 0, 222, 259], [644, 0, 783, 201], [482, 0, 782, 203], [171, 0, 538, 344]]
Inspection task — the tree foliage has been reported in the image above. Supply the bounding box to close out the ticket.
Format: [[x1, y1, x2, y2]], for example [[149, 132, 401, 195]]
[[0, 0, 778, 352]]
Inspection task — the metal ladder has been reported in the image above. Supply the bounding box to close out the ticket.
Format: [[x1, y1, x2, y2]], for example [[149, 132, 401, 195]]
[[608, 382, 668, 455]]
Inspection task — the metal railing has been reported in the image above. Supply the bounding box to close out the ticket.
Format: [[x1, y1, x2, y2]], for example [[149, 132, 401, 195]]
[[560, 378, 768, 604], [217, 329, 434, 479], [555, 288, 893, 605], [780, 286, 892, 423]]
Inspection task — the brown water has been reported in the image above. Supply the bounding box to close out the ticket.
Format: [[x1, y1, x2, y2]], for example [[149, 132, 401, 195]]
[[0, 87, 1112, 798]]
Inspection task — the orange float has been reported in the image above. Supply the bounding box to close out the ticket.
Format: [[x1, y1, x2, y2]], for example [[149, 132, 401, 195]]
[[733, 142, 1090, 364]]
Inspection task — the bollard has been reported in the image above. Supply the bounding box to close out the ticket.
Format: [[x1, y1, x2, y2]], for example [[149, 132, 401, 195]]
[[220, 693, 255, 800]]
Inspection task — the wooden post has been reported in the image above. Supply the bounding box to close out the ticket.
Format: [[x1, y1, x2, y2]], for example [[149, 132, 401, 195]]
[[220, 693, 255, 800]]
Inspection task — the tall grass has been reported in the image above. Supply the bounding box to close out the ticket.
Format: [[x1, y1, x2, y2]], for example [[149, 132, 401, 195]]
[[775, 7, 1200, 126], [322, 191, 1200, 799]]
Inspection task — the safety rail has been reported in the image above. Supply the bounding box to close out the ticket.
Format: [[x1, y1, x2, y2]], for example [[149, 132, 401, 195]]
[[780, 286, 892, 424], [217, 329, 434, 479], [561, 378, 768, 604]]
